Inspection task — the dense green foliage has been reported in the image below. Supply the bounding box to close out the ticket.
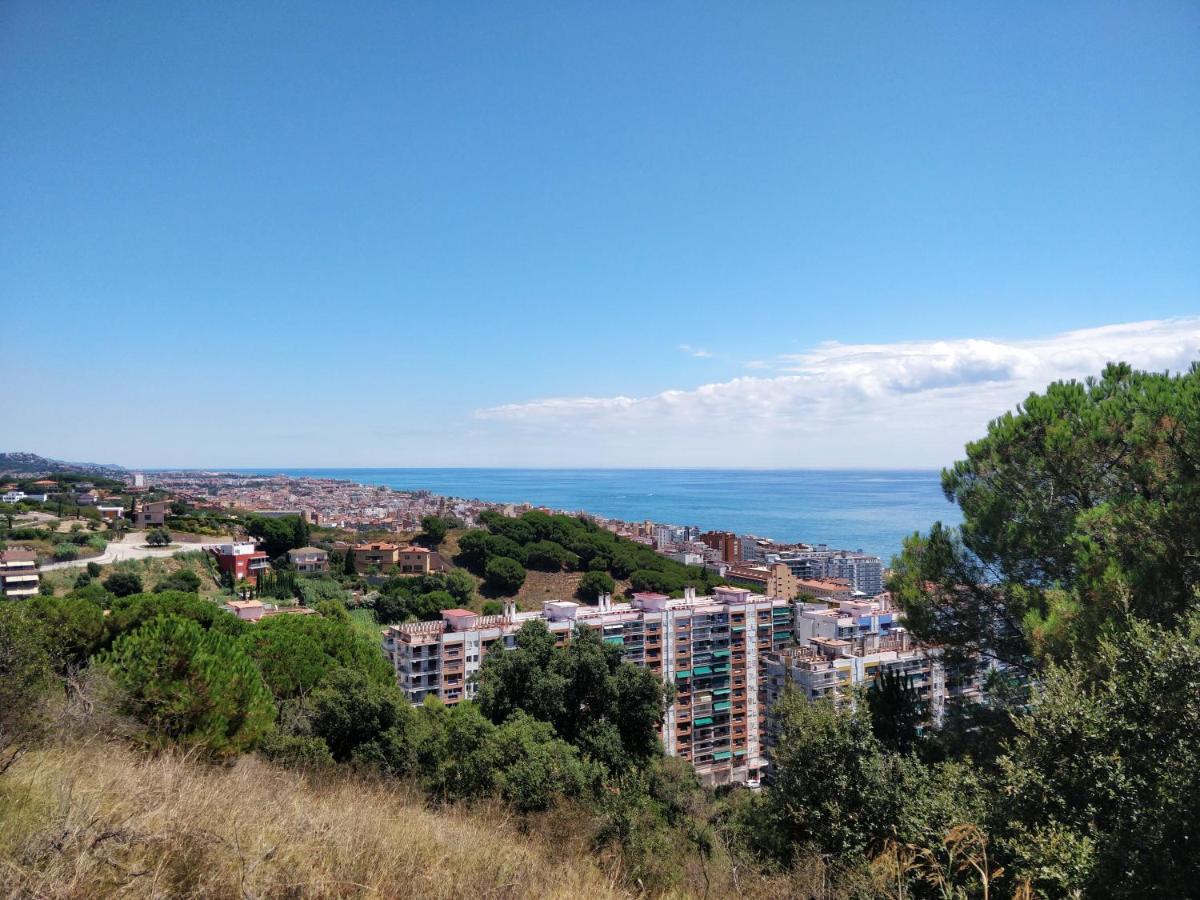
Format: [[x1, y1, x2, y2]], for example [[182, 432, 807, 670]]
[[372, 570, 475, 624], [476, 620, 670, 771], [240, 611, 392, 705], [893, 362, 1200, 670], [155, 569, 202, 593], [297, 576, 350, 607], [998, 620, 1200, 896], [866, 668, 924, 754], [145, 527, 171, 547], [760, 690, 985, 866], [576, 569, 616, 602], [246, 514, 310, 558], [484, 555, 526, 594], [102, 616, 275, 755], [876, 363, 1200, 896], [457, 509, 725, 599], [103, 571, 143, 597], [0, 602, 53, 772], [417, 514, 450, 547]]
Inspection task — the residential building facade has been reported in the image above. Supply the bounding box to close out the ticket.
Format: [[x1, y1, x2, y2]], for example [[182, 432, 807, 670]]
[[761, 595, 948, 759], [397, 546, 434, 574], [382, 586, 796, 786], [210, 542, 271, 584], [770, 549, 885, 596], [699, 531, 742, 564], [726, 562, 799, 600], [136, 500, 171, 527], [287, 546, 329, 573], [97, 505, 125, 522], [350, 542, 400, 574]]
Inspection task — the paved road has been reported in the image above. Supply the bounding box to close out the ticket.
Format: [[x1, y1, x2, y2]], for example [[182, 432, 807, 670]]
[[41, 531, 231, 571]]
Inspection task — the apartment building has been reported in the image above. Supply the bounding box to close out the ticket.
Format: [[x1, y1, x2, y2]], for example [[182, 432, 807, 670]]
[[699, 531, 742, 564], [771, 549, 885, 596], [726, 562, 798, 600], [287, 546, 329, 573], [382, 586, 796, 785], [210, 542, 271, 584], [794, 578, 854, 600], [824, 552, 885, 596], [0, 548, 39, 599], [761, 596, 947, 755]]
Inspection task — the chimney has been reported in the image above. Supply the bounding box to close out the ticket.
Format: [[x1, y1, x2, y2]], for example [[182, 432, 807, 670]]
[[598, 592, 611, 612], [683, 586, 696, 602]]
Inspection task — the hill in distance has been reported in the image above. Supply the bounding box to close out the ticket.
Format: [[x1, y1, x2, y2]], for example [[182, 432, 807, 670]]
[[0, 451, 126, 477]]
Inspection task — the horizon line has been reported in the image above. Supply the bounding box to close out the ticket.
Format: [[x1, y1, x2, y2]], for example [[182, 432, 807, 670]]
[[138, 464, 948, 473]]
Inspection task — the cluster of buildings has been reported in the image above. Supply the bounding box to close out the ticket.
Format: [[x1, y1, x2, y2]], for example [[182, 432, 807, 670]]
[[206, 539, 449, 585], [382, 585, 952, 787], [608, 518, 887, 598], [143, 471, 498, 532], [1, 479, 113, 508], [330, 540, 452, 576]]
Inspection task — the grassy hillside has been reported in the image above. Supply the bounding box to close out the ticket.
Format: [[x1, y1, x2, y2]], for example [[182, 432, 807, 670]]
[[38, 550, 228, 599], [0, 741, 627, 900], [516, 567, 633, 608]]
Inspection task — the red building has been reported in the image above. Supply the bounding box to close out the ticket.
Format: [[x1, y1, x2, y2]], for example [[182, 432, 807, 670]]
[[699, 530, 742, 564], [211, 542, 271, 584]]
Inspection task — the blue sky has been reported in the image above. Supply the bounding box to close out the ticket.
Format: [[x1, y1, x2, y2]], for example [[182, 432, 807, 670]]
[[3, 2, 1198, 467]]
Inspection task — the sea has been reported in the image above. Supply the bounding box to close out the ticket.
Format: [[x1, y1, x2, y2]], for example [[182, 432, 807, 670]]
[[228, 468, 961, 563]]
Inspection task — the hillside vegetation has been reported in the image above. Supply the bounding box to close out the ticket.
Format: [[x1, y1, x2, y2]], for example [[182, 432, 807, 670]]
[[0, 741, 624, 899]]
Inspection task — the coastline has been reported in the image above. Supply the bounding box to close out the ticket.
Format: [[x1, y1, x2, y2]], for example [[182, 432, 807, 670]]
[[148, 467, 960, 562]]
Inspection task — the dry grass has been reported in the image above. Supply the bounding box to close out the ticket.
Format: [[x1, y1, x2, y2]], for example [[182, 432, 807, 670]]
[[0, 741, 628, 899], [515, 568, 632, 610]]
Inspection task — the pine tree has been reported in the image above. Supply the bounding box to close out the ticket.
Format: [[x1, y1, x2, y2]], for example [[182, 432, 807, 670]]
[[867, 667, 925, 754]]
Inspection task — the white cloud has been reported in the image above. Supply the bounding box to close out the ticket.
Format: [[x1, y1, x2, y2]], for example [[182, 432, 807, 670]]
[[679, 343, 714, 358], [476, 318, 1200, 467]]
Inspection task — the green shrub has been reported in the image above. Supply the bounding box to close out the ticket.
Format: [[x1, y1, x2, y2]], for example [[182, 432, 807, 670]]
[[102, 615, 275, 756], [484, 556, 526, 595], [103, 571, 143, 597]]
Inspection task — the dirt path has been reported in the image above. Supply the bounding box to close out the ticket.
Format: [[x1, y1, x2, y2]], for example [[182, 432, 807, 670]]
[[40, 531, 230, 570]]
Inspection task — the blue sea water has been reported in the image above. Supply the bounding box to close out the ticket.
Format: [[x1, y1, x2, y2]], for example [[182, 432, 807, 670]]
[[229, 468, 961, 563]]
